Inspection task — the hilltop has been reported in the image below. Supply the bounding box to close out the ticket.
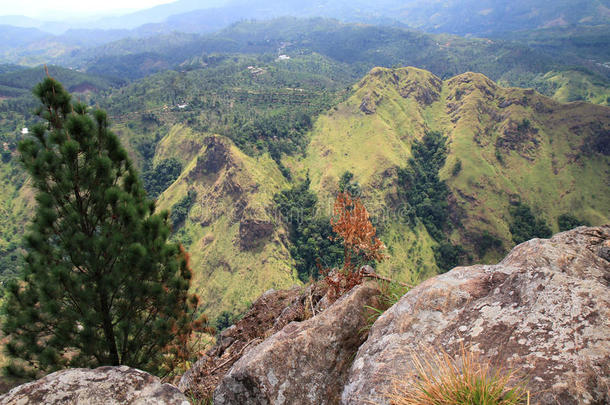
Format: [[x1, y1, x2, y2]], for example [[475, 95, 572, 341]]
[[154, 134, 297, 316]]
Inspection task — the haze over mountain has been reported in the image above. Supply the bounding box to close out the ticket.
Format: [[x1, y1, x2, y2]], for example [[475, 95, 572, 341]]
[[4, 0, 609, 34]]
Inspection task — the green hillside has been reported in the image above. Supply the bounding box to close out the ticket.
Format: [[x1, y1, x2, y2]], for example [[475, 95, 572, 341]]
[[142, 67, 609, 316], [0, 65, 124, 98], [153, 132, 297, 317], [290, 67, 609, 279], [0, 66, 608, 319], [541, 70, 610, 105]]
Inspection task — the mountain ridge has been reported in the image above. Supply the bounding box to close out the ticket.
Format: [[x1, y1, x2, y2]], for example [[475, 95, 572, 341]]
[[0, 65, 608, 317], [114, 66, 609, 316]]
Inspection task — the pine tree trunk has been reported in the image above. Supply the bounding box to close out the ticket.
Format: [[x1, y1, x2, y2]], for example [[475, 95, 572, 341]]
[[100, 293, 120, 365]]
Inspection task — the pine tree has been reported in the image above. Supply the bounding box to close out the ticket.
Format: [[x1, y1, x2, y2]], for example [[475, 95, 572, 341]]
[[2, 77, 202, 377]]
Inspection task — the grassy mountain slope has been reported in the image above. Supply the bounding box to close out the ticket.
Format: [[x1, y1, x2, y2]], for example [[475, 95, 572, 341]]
[[0, 161, 33, 281], [154, 132, 297, 317], [293, 67, 609, 279], [541, 70, 610, 105], [442, 71, 609, 242]]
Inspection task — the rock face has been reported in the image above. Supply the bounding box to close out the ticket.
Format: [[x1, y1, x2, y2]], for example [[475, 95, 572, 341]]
[[342, 226, 610, 405], [190, 136, 231, 179], [0, 366, 189, 405], [178, 287, 303, 399], [214, 282, 381, 405], [239, 219, 275, 250]]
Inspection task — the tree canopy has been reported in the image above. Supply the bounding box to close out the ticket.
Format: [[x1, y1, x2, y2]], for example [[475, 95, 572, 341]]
[[2, 77, 202, 377]]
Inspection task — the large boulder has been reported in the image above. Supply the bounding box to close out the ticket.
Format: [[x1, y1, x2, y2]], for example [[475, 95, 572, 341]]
[[178, 287, 303, 399], [214, 282, 381, 405], [342, 226, 610, 405], [179, 282, 330, 400], [0, 366, 189, 404]]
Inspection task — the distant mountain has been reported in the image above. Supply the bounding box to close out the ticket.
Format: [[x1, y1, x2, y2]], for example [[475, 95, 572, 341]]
[[0, 65, 124, 97], [115, 0, 610, 36], [382, 0, 610, 36], [0, 25, 48, 53], [0, 15, 44, 28], [2, 0, 607, 38], [92, 0, 231, 30], [0, 64, 26, 75]]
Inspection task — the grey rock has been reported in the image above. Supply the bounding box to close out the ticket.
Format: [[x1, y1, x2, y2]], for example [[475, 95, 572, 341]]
[[214, 283, 381, 405], [342, 226, 610, 405], [0, 366, 189, 405]]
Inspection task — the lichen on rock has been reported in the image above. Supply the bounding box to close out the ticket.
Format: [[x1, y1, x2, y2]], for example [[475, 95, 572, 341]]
[[0, 366, 189, 405], [342, 226, 610, 405]]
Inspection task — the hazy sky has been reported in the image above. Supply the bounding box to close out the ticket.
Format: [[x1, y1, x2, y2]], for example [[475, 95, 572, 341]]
[[0, 0, 175, 18]]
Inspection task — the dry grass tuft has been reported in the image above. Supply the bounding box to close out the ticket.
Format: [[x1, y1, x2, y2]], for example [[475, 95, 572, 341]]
[[386, 345, 528, 405]]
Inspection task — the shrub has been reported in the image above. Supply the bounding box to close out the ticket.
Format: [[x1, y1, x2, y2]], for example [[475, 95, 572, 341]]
[[171, 189, 197, 229], [387, 345, 528, 405], [434, 242, 466, 273], [557, 213, 589, 232], [473, 230, 504, 257], [451, 159, 462, 177], [339, 170, 362, 197], [322, 192, 386, 298], [509, 202, 551, 244], [142, 157, 183, 198], [363, 279, 409, 332], [214, 310, 238, 332], [1, 149, 11, 163]]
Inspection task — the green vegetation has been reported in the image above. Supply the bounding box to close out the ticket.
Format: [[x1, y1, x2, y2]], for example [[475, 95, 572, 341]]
[[433, 242, 467, 274], [472, 231, 504, 257], [363, 279, 409, 332], [213, 310, 238, 332], [557, 213, 590, 232], [274, 177, 342, 281], [338, 171, 362, 196], [398, 131, 450, 240], [94, 53, 345, 163], [396, 131, 466, 272], [143, 157, 183, 198], [0, 141, 28, 286], [0, 65, 123, 99], [2, 78, 201, 377], [509, 202, 552, 244], [451, 159, 462, 177], [171, 189, 197, 229]]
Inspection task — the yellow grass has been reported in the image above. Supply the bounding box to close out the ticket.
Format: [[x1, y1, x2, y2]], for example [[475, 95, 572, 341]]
[[386, 345, 528, 405]]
